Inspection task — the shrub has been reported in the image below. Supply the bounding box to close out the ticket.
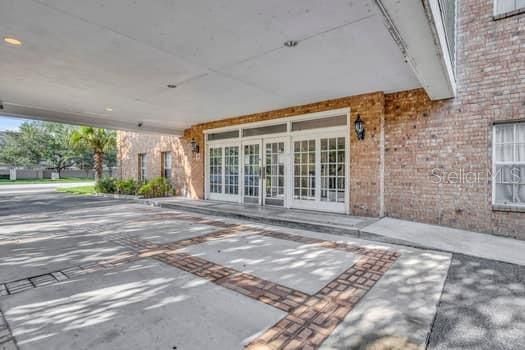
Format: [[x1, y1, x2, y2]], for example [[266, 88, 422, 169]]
[[95, 177, 117, 194], [115, 178, 140, 195], [138, 177, 174, 198]]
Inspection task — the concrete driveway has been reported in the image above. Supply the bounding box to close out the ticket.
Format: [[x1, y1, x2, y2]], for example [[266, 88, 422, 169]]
[[0, 192, 523, 350]]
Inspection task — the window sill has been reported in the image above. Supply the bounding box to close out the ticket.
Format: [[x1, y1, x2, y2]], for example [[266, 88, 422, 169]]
[[493, 7, 525, 20], [492, 204, 525, 213]]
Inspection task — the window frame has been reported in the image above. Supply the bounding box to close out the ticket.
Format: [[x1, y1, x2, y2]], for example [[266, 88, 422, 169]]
[[493, 0, 525, 20], [138, 153, 147, 182], [161, 151, 172, 179], [492, 121, 525, 209]]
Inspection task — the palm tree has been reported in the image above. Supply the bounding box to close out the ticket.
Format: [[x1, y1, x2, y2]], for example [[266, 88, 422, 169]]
[[70, 127, 116, 181]]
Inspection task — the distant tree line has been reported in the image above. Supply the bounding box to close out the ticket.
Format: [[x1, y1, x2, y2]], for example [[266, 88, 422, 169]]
[[0, 120, 116, 179]]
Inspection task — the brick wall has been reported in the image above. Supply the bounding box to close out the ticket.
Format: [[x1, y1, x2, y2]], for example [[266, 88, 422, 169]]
[[384, 0, 525, 239], [184, 92, 385, 217], [117, 132, 201, 198]]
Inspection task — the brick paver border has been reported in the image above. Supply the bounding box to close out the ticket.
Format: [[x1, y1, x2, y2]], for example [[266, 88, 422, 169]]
[[0, 252, 141, 296], [153, 252, 310, 313], [245, 255, 397, 349], [103, 222, 400, 350], [1, 212, 400, 350]]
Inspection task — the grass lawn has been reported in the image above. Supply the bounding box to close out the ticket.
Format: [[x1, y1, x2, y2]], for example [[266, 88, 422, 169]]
[[0, 177, 94, 185], [57, 185, 96, 195]]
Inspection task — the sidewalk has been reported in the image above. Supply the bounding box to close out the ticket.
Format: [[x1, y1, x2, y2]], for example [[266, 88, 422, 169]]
[[362, 218, 525, 266], [141, 197, 525, 266]]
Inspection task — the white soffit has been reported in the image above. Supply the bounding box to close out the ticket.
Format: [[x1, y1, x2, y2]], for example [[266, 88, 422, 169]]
[[0, 0, 422, 133], [375, 0, 456, 100]]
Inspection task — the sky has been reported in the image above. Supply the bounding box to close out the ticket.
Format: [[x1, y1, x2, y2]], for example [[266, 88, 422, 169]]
[[0, 116, 29, 131]]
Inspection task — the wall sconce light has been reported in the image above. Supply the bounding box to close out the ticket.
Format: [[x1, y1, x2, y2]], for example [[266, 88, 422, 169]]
[[354, 114, 365, 140], [190, 138, 200, 155]]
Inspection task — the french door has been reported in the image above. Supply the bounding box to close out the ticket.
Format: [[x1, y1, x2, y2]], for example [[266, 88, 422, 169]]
[[242, 141, 261, 204], [241, 137, 287, 206], [263, 138, 287, 206], [207, 143, 240, 202], [291, 131, 347, 212]]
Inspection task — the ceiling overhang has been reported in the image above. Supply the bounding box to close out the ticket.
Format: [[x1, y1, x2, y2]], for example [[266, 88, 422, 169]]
[[375, 0, 456, 100], [0, 0, 454, 133]]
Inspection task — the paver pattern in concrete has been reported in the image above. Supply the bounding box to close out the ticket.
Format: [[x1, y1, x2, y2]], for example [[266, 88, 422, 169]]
[[0, 192, 453, 349]]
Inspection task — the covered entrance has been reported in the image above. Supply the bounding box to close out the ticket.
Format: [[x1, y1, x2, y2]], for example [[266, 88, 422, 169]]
[[205, 109, 350, 214]]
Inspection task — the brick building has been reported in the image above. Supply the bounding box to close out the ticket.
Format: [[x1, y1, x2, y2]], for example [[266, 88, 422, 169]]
[[114, 0, 524, 239]]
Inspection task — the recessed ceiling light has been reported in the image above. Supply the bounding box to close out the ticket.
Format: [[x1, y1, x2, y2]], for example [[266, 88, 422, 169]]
[[4, 37, 22, 46], [105, 107, 113, 112], [283, 40, 298, 48], [167, 84, 177, 88]]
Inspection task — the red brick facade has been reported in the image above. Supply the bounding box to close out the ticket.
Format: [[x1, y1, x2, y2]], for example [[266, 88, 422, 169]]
[[118, 0, 525, 239], [384, 0, 525, 238]]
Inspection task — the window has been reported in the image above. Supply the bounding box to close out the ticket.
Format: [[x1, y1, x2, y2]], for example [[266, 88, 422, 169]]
[[494, 0, 525, 18], [438, 0, 456, 71], [161, 152, 172, 179], [291, 115, 347, 132], [494, 122, 525, 207], [138, 153, 147, 181], [207, 130, 239, 141], [243, 124, 287, 137]]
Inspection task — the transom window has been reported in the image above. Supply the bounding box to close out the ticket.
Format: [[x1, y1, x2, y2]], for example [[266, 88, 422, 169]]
[[493, 122, 525, 206]]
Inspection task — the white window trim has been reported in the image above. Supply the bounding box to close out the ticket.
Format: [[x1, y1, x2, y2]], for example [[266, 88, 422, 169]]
[[492, 122, 525, 209]]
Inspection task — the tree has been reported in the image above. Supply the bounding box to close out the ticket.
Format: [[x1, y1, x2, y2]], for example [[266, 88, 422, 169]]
[[70, 127, 116, 180], [0, 123, 46, 166], [40, 122, 77, 175]]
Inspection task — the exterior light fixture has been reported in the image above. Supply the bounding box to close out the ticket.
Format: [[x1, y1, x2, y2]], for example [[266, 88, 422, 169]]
[[3, 37, 22, 46], [354, 114, 365, 140], [190, 138, 200, 155], [283, 40, 298, 48]]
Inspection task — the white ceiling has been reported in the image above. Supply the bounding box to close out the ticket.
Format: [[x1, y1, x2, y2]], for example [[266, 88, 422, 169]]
[[0, 0, 421, 133]]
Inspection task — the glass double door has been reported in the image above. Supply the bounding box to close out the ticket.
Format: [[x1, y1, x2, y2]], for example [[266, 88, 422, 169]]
[[242, 138, 286, 206], [207, 133, 347, 213]]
